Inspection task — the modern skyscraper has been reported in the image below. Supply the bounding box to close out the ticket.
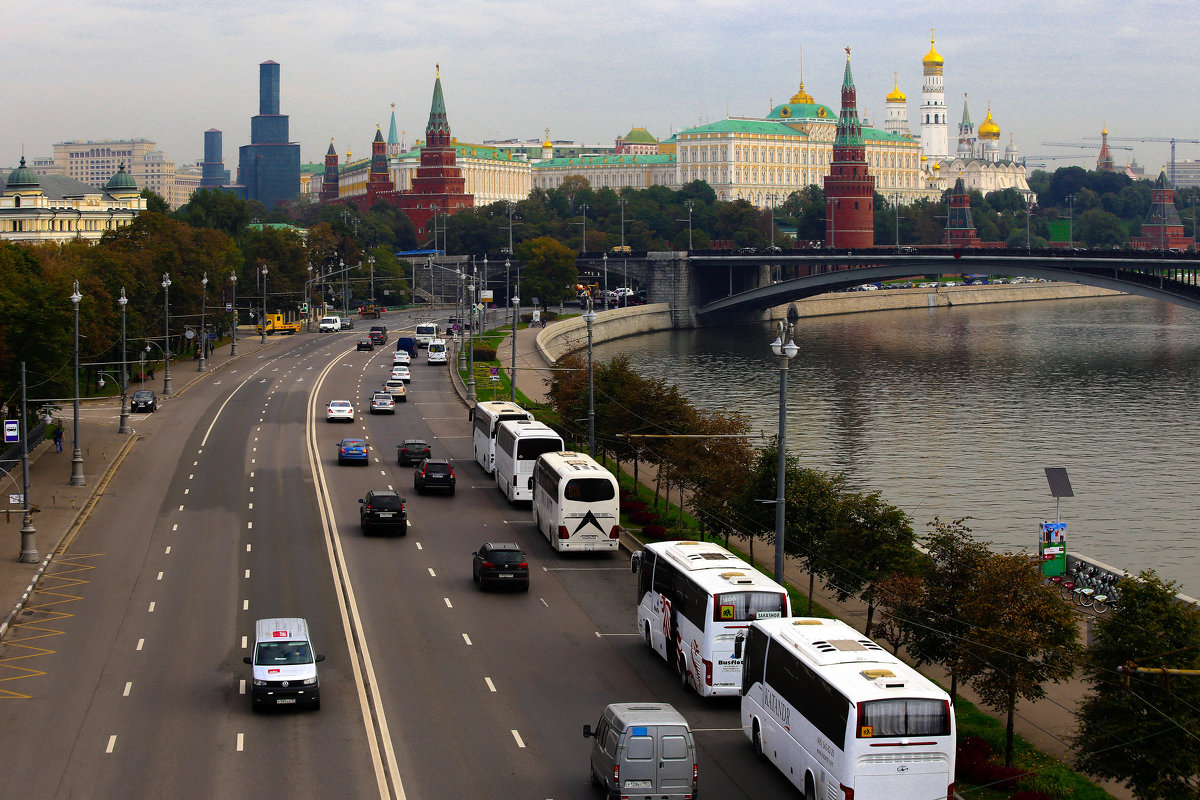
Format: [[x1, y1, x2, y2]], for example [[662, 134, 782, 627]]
[[200, 129, 231, 187], [236, 60, 300, 209]]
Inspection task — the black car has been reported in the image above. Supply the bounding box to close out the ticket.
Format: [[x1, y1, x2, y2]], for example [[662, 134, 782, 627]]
[[357, 337, 374, 351], [359, 490, 407, 535], [413, 458, 455, 495], [397, 439, 431, 466], [472, 542, 529, 591], [131, 389, 157, 412]]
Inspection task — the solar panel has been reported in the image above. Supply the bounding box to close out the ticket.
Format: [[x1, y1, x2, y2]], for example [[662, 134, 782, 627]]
[[1044, 467, 1074, 498]]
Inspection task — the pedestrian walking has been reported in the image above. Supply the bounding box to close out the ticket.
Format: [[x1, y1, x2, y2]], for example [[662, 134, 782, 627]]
[[53, 426, 63, 453]]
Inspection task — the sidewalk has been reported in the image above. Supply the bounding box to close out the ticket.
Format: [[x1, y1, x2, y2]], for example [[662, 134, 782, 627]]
[[497, 320, 1131, 800], [0, 329, 286, 640]]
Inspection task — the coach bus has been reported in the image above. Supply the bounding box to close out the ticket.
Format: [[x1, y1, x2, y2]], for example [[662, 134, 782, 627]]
[[630, 540, 791, 697], [494, 420, 564, 504], [531, 451, 620, 552], [740, 616, 956, 800], [470, 400, 534, 474]]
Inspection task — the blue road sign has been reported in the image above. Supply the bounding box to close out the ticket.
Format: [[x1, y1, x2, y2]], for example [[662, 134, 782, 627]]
[[4, 420, 18, 444]]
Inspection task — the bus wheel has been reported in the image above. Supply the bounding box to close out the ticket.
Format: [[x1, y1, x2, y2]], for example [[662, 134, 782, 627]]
[[678, 655, 691, 692], [804, 774, 816, 800], [752, 720, 765, 759], [643, 623, 652, 650]]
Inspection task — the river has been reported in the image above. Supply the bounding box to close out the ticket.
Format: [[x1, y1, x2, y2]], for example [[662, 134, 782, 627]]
[[592, 294, 1200, 596]]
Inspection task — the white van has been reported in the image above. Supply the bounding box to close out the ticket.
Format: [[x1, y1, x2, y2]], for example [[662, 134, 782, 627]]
[[427, 338, 448, 365], [319, 316, 341, 333], [243, 617, 325, 711], [583, 703, 697, 798], [415, 321, 439, 348]]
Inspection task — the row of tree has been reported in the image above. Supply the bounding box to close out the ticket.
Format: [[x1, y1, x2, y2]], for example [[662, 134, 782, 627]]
[[544, 352, 1199, 796]]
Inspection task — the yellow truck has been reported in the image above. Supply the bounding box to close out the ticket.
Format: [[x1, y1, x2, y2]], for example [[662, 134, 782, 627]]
[[256, 313, 302, 335]]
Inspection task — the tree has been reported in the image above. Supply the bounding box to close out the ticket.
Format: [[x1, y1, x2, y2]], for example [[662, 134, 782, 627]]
[[1076, 208, 1128, 248], [960, 551, 1083, 767], [1072, 571, 1200, 800], [141, 188, 170, 214], [174, 188, 250, 236], [515, 236, 577, 307]]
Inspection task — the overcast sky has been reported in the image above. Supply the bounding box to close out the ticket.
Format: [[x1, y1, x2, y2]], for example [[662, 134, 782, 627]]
[[8, 0, 1199, 178]]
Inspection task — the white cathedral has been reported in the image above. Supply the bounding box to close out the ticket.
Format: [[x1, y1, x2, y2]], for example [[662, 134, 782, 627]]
[[884, 33, 1030, 198]]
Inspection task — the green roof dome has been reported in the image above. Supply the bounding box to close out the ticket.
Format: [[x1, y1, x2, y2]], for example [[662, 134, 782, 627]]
[[6, 156, 41, 190], [105, 163, 138, 193]]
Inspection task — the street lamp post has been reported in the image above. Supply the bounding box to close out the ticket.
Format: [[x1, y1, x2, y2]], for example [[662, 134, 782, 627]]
[[510, 290, 519, 402], [260, 265, 268, 344], [69, 281, 85, 486], [118, 288, 130, 434], [585, 302, 597, 457], [161, 273, 173, 396], [18, 361, 38, 562], [893, 194, 901, 249], [1026, 196, 1036, 252], [198, 272, 209, 372], [602, 253, 608, 309], [683, 199, 695, 250], [579, 204, 588, 254], [1066, 194, 1076, 247], [770, 321, 799, 583], [467, 266, 476, 402], [229, 272, 238, 356]]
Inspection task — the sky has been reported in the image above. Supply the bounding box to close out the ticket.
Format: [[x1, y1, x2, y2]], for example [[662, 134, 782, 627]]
[[8, 0, 1200, 178]]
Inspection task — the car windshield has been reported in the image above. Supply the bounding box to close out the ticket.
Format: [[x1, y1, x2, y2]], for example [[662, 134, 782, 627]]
[[403, 441, 429, 451], [486, 549, 525, 565], [373, 394, 392, 402], [133, 391, 152, 400], [342, 440, 365, 448], [330, 402, 351, 408], [254, 641, 313, 665], [424, 463, 450, 475], [368, 495, 403, 510]]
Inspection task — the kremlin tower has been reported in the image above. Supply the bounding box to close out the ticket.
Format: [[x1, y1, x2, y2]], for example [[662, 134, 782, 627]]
[[1131, 171, 1194, 251], [397, 67, 473, 240], [920, 31, 949, 160], [1096, 128, 1115, 172], [365, 125, 394, 205], [824, 48, 875, 249], [319, 140, 339, 203]]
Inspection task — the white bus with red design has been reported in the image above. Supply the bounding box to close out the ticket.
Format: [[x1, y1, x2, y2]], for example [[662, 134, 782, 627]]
[[630, 540, 791, 697], [739, 616, 956, 800]]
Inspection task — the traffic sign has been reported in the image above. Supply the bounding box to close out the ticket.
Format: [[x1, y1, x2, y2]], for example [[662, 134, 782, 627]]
[[490, 367, 499, 377], [3, 420, 18, 444]]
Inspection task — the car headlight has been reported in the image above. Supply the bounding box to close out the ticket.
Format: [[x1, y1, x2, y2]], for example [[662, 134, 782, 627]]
[[302, 677, 317, 685], [253, 679, 266, 686]]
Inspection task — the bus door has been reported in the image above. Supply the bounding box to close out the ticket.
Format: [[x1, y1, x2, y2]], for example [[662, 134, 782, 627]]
[[649, 562, 678, 659]]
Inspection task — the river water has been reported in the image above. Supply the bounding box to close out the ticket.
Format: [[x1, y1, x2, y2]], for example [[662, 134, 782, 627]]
[[593, 294, 1200, 596]]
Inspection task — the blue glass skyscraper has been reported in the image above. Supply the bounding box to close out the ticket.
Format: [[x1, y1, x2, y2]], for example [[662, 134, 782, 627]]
[[236, 61, 300, 208]]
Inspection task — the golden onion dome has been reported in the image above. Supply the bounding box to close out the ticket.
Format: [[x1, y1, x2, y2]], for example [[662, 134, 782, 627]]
[[923, 33, 943, 67], [789, 82, 815, 105], [886, 73, 906, 103], [933, 162, 941, 170], [978, 106, 1001, 139]]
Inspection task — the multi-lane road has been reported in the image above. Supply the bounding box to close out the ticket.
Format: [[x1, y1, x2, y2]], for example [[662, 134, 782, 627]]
[[0, 311, 796, 799]]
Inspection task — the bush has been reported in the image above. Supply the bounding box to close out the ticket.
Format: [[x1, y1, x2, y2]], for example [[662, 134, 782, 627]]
[[1009, 792, 1054, 800], [622, 499, 647, 515], [958, 762, 1025, 792], [957, 735, 995, 769], [641, 524, 667, 539], [630, 510, 660, 525]]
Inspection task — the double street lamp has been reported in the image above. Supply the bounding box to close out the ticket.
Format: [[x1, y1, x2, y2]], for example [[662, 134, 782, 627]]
[[117, 287, 131, 434], [229, 272, 239, 356], [770, 321, 799, 583], [198, 272, 209, 372], [585, 302, 597, 457], [161, 273, 173, 396], [260, 265, 269, 344], [70, 281, 85, 486]]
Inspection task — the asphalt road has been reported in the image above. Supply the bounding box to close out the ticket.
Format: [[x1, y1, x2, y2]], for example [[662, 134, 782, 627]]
[[0, 310, 796, 799]]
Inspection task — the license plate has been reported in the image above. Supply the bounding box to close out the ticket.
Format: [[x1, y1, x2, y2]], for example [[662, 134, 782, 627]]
[[498, 573, 513, 578], [276, 698, 297, 704], [378, 512, 393, 518], [623, 780, 652, 789]]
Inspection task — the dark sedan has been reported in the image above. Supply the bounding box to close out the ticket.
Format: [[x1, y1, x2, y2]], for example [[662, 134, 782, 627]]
[[472, 542, 529, 591], [359, 489, 407, 536], [356, 338, 374, 351], [131, 389, 157, 413], [413, 458, 455, 495], [397, 439, 431, 466]]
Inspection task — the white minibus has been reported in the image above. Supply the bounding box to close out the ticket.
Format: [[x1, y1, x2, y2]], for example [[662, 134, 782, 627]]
[[493, 420, 563, 503], [631, 540, 791, 697], [531, 451, 620, 552], [414, 321, 439, 348], [740, 616, 956, 800], [470, 401, 534, 474]]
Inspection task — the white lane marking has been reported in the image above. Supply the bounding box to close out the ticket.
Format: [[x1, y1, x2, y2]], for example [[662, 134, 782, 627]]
[[156, 572, 163, 581], [239, 679, 246, 695], [443, 598, 453, 608], [164, 546, 171, 554], [540, 598, 549, 608], [236, 733, 244, 752], [136, 639, 144, 651], [596, 632, 640, 637], [148, 602, 155, 613], [172, 524, 178, 531], [462, 633, 472, 646], [178, 505, 184, 511], [243, 600, 249, 611], [188, 474, 194, 480], [241, 636, 248, 648], [246, 544, 252, 552], [248, 502, 253, 510], [511, 730, 526, 748], [244, 570, 250, 579], [485, 677, 496, 693], [123, 682, 132, 697], [416, 542, 423, 550], [428, 568, 436, 577], [193, 461, 198, 466], [106, 735, 117, 753], [247, 522, 253, 529], [184, 488, 190, 495], [250, 471, 255, 478], [250, 486, 255, 493]]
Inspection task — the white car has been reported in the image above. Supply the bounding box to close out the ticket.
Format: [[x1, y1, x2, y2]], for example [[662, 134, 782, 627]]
[[392, 350, 411, 365], [326, 400, 355, 422], [391, 365, 412, 383], [319, 316, 341, 333], [427, 339, 448, 365]]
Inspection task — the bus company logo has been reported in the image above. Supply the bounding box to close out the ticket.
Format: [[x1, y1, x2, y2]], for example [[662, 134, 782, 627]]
[[573, 510, 605, 535], [896, 765, 909, 774], [764, 689, 790, 728]]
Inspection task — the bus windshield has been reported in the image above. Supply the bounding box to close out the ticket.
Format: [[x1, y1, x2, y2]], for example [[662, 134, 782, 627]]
[[714, 591, 787, 622], [857, 698, 951, 738], [517, 437, 562, 460], [565, 478, 616, 502]]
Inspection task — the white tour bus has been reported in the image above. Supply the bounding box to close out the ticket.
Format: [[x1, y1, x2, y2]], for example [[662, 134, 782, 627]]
[[531, 451, 620, 552], [740, 616, 956, 800], [631, 540, 791, 697], [470, 400, 535, 474], [414, 321, 439, 348], [493, 419, 564, 504]]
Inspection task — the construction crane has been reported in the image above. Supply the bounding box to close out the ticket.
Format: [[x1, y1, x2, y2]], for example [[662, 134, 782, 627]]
[[1085, 135, 1200, 186], [1022, 154, 1091, 168], [1041, 141, 1134, 151]]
